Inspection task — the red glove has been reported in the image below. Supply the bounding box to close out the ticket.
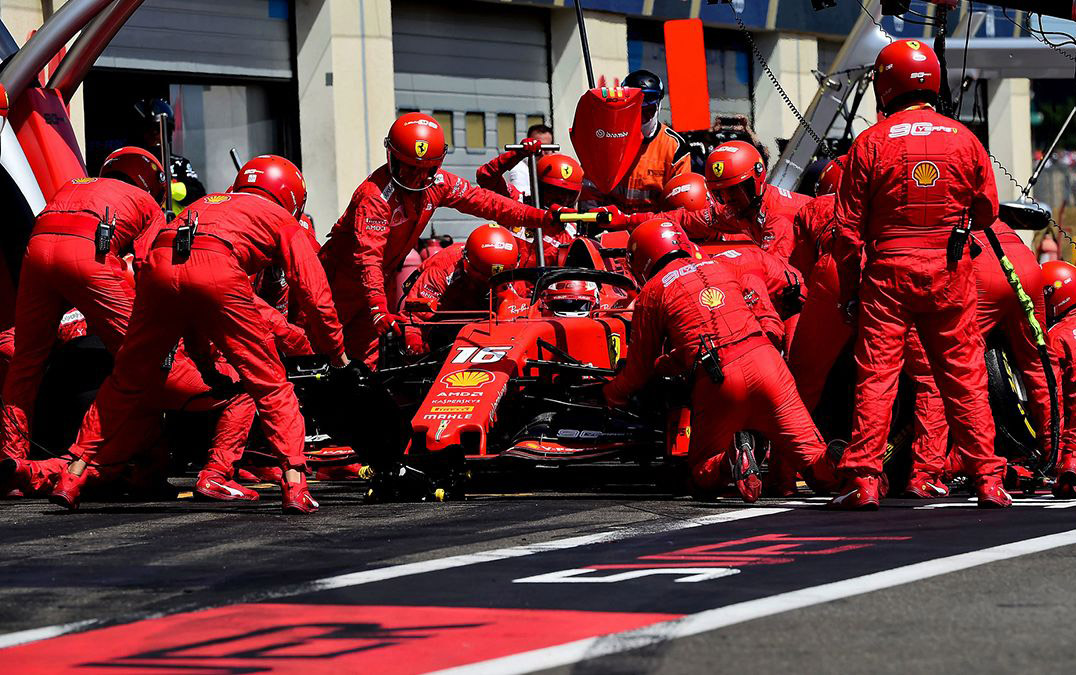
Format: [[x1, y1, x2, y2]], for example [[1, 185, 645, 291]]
[[403, 325, 427, 355], [547, 205, 577, 226], [371, 310, 405, 337], [519, 137, 542, 155], [589, 206, 629, 231]]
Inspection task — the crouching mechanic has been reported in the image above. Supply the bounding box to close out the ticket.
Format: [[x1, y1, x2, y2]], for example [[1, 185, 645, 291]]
[[49, 156, 349, 515], [320, 112, 557, 368], [830, 39, 1010, 509], [602, 219, 839, 502], [476, 139, 584, 265], [1043, 261, 1076, 498], [402, 224, 521, 352]]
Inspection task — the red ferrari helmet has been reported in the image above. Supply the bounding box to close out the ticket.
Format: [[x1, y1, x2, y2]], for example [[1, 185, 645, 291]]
[[463, 224, 520, 281], [232, 155, 307, 219], [815, 156, 846, 197], [662, 173, 711, 211], [705, 141, 766, 207], [1043, 260, 1076, 323], [536, 153, 583, 206], [873, 39, 941, 113], [541, 280, 599, 317], [385, 112, 448, 191], [100, 146, 166, 203], [627, 218, 698, 281]]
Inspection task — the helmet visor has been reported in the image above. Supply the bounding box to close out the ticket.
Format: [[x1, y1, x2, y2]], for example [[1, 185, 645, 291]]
[[540, 184, 581, 210], [391, 159, 439, 191], [712, 182, 755, 211]]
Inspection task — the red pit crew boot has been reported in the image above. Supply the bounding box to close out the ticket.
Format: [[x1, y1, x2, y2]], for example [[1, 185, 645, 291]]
[[1053, 456, 1076, 500], [196, 469, 260, 502], [281, 471, 319, 514], [828, 474, 885, 511], [49, 468, 88, 511], [0, 457, 29, 497], [730, 433, 762, 504], [904, 472, 950, 499], [975, 474, 1013, 509]]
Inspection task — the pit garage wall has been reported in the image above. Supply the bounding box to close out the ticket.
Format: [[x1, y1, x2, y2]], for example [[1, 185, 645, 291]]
[[247, 0, 1037, 237]]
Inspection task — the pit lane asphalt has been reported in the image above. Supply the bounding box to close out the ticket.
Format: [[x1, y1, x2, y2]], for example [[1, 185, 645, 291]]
[[1, 478, 1074, 674]]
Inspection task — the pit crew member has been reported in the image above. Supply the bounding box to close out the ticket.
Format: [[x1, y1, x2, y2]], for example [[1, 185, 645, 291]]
[[603, 219, 839, 502], [579, 70, 692, 213], [830, 39, 1010, 509], [320, 112, 556, 368], [49, 156, 347, 515], [1044, 260, 1076, 498], [476, 144, 583, 265]]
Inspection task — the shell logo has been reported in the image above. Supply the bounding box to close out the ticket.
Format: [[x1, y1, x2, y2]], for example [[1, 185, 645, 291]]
[[205, 194, 232, 204], [699, 287, 725, 309], [441, 369, 494, 388], [561, 164, 574, 180], [912, 161, 940, 188], [711, 161, 725, 178], [72, 177, 97, 184], [415, 140, 429, 158]]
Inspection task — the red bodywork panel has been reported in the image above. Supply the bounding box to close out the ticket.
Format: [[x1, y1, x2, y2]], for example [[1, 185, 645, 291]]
[[412, 313, 630, 457], [570, 87, 643, 194], [10, 87, 88, 202]]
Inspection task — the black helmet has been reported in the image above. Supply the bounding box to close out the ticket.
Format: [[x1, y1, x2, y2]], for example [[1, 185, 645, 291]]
[[135, 99, 175, 134], [623, 70, 664, 106]]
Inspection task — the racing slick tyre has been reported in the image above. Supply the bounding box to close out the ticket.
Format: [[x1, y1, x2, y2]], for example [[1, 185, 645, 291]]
[[811, 347, 914, 494], [983, 334, 1039, 463], [31, 336, 112, 455]]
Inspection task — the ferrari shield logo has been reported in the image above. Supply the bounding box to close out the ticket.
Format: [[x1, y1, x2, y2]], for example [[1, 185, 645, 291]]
[[699, 287, 725, 309], [491, 264, 504, 275], [561, 165, 574, 180], [907, 40, 921, 50], [712, 161, 725, 178], [609, 333, 623, 363], [415, 140, 429, 158]]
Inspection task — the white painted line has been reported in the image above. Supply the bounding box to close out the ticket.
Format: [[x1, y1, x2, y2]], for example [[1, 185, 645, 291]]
[[0, 620, 98, 650], [0, 507, 788, 649], [429, 528, 1076, 675], [304, 507, 787, 592]]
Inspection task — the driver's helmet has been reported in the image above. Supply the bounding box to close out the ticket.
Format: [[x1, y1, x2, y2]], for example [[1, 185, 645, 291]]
[[540, 280, 599, 317]]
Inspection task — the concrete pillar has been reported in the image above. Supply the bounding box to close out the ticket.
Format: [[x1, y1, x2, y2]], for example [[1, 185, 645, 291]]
[[752, 33, 818, 167], [550, 9, 628, 160], [987, 78, 1033, 203], [295, 0, 395, 239], [0, 0, 86, 153]]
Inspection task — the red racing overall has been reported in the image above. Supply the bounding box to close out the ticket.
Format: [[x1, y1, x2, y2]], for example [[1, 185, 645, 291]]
[[909, 222, 1057, 476], [67, 192, 345, 471], [320, 167, 548, 367], [834, 106, 1006, 481], [1, 178, 254, 471], [604, 257, 830, 490]]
